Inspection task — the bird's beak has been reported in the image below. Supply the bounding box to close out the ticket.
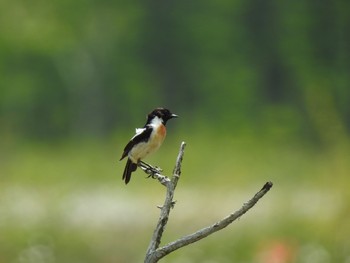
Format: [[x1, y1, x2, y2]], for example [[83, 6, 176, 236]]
[[171, 114, 178, 118]]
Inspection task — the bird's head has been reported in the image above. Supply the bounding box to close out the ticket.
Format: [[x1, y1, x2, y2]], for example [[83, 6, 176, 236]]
[[147, 108, 178, 125]]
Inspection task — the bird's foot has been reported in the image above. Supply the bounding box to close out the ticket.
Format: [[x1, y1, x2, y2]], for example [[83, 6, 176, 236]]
[[138, 161, 163, 177]]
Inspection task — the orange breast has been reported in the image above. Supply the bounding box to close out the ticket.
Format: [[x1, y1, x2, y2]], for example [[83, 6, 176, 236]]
[[158, 124, 166, 138], [128, 124, 167, 162], [152, 124, 166, 149]]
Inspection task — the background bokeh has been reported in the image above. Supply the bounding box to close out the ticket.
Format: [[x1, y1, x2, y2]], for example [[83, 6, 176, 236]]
[[1, 0, 350, 262]]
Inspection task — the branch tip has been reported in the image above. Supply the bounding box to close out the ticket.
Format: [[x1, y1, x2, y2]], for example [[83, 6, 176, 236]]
[[262, 181, 273, 191]]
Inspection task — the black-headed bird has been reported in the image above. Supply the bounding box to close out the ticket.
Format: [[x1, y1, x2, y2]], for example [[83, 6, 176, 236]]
[[120, 108, 178, 184]]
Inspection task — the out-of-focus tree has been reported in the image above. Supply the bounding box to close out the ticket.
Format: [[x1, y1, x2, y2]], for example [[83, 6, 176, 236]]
[[0, 0, 349, 140]]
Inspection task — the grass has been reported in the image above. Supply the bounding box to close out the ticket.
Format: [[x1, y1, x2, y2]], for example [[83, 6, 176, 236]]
[[1, 132, 350, 263]]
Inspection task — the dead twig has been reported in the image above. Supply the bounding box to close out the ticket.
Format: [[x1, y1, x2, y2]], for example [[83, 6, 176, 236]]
[[142, 141, 273, 263]]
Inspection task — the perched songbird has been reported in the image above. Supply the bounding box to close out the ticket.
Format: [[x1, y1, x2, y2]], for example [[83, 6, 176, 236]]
[[120, 108, 178, 184]]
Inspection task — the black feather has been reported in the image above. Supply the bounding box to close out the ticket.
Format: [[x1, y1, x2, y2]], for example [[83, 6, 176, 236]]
[[120, 127, 153, 160], [122, 159, 138, 184]]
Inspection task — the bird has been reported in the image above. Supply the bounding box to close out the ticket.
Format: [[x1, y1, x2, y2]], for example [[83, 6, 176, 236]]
[[120, 108, 178, 184]]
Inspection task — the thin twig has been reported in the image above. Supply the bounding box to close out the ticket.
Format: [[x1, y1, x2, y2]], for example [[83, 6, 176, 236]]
[[143, 141, 273, 263], [144, 142, 186, 263], [153, 181, 273, 261]]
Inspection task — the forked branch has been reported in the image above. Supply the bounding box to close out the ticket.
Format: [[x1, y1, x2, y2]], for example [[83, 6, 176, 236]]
[[142, 141, 273, 263]]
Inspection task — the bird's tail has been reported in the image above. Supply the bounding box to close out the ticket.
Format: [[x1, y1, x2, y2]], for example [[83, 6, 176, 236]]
[[122, 159, 137, 184]]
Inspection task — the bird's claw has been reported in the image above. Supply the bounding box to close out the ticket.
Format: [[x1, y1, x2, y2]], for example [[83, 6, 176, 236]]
[[145, 166, 162, 178], [139, 161, 163, 177]]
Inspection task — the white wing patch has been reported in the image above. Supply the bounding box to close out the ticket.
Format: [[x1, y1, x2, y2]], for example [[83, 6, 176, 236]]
[[131, 128, 146, 140], [135, 128, 145, 134]]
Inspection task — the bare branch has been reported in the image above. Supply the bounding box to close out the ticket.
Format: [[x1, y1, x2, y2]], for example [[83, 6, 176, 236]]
[[144, 142, 186, 263], [153, 181, 273, 260], [143, 141, 273, 263]]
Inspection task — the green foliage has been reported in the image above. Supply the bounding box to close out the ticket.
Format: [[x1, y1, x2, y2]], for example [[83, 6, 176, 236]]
[[1, 0, 350, 262], [0, 0, 349, 140]]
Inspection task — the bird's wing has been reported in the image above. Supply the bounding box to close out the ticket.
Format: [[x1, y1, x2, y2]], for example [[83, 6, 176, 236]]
[[135, 128, 145, 135], [120, 126, 153, 160]]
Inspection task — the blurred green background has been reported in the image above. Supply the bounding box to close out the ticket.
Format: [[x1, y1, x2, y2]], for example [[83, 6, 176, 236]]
[[1, 0, 350, 262]]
